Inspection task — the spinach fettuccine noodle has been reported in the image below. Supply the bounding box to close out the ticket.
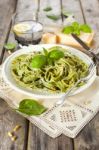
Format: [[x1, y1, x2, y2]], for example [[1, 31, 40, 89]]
[[11, 46, 88, 93]]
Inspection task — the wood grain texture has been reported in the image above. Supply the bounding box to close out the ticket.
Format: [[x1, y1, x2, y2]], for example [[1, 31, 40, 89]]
[[62, 0, 84, 24], [80, 0, 99, 30], [27, 123, 73, 150], [0, 0, 16, 63], [0, 98, 28, 150], [0, 0, 39, 149], [38, 0, 62, 26], [74, 113, 99, 150], [79, 0, 99, 50], [3, 0, 39, 62], [73, 0, 99, 149]]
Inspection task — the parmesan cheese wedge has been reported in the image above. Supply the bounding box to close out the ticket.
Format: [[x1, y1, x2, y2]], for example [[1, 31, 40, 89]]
[[42, 29, 94, 49], [56, 31, 94, 48]]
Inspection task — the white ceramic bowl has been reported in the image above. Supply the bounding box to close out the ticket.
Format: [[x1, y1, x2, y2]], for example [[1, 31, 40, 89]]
[[2, 44, 96, 99]]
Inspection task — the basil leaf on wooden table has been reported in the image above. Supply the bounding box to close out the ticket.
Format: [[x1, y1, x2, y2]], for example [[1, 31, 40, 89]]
[[4, 43, 16, 51], [43, 6, 52, 12], [46, 14, 60, 21], [17, 99, 47, 116]]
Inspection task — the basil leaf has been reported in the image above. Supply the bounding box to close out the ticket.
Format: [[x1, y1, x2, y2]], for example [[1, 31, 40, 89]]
[[62, 26, 74, 34], [47, 57, 54, 65], [72, 22, 79, 28], [72, 22, 80, 35], [4, 43, 16, 51], [73, 29, 80, 35], [31, 55, 47, 68], [17, 99, 47, 116], [49, 50, 64, 60], [80, 24, 92, 33], [43, 6, 52, 11], [46, 15, 60, 21], [62, 22, 92, 35]]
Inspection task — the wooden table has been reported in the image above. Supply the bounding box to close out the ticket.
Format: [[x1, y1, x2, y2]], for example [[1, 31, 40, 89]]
[[0, 0, 99, 149]]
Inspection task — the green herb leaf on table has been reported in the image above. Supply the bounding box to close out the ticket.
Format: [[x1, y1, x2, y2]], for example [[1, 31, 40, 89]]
[[17, 99, 47, 116], [4, 43, 16, 51], [46, 15, 60, 21], [31, 55, 47, 69], [62, 21, 92, 35], [43, 6, 52, 12]]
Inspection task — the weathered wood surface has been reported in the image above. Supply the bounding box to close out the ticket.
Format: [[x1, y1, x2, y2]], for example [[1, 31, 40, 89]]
[[0, 0, 17, 63], [0, 0, 29, 149], [73, 0, 99, 149], [62, 0, 84, 25], [74, 113, 99, 150], [0, 0, 99, 150], [38, 0, 62, 26], [28, 123, 73, 150], [0, 99, 28, 150]]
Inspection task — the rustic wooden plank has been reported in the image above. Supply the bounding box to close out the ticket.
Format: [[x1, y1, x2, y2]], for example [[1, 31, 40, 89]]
[[73, 0, 99, 149], [3, 0, 39, 62], [62, 0, 84, 25], [27, 123, 73, 150], [0, 0, 38, 149], [0, 0, 17, 64], [74, 113, 99, 150], [15, 0, 39, 20], [79, 0, 99, 50], [0, 98, 29, 150], [38, 0, 62, 26], [0, 0, 29, 148]]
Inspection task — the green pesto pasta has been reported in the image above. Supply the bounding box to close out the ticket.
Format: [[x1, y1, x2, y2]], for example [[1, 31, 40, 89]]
[[11, 46, 88, 93]]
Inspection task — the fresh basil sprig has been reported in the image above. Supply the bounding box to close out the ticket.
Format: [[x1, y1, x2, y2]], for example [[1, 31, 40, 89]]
[[17, 99, 47, 116], [31, 47, 65, 69], [43, 6, 52, 12], [62, 22, 92, 35]]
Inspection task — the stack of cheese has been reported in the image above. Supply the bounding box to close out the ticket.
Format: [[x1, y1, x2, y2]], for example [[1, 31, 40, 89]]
[[42, 27, 94, 49]]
